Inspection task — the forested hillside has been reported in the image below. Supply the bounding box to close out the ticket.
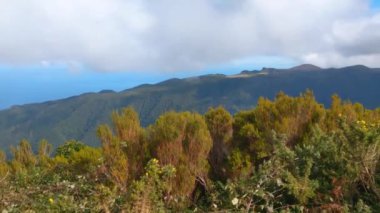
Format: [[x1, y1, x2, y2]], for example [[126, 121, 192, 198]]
[[1, 92, 379, 212], [1, 65, 380, 153]]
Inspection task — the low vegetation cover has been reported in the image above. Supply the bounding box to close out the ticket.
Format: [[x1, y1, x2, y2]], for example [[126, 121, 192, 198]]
[[0, 91, 379, 212]]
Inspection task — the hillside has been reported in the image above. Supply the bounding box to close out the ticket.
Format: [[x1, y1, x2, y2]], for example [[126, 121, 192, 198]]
[[1, 64, 380, 151], [2, 92, 379, 211]]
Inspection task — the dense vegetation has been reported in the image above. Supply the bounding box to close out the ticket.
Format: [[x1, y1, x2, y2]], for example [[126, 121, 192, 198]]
[[1, 91, 380, 212]]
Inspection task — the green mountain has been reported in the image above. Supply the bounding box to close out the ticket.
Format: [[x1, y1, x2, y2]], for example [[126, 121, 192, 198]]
[[1, 64, 380, 152]]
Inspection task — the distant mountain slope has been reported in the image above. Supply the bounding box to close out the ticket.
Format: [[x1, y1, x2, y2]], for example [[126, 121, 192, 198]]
[[1, 65, 380, 152]]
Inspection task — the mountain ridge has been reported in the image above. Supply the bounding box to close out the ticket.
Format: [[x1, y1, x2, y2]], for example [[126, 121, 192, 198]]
[[290, 64, 322, 71], [1, 64, 380, 153], [3, 64, 378, 111]]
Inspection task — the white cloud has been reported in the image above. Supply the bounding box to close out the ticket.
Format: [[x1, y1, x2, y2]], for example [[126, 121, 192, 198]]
[[0, 0, 378, 71], [304, 13, 380, 67], [330, 14, 380, 56]]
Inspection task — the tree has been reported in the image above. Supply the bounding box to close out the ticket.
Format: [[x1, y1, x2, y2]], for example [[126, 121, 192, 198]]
[[38, 139, 52, 158], [10, 139, 37, 170], [205, 107, 233, 180], [37, 139, 53, 167], [97, 124, 129, 191], [148, 111, 213, 203], [111, 107, 147, 180], [97, 107, 147, 189], [232, 91, 325, 169]]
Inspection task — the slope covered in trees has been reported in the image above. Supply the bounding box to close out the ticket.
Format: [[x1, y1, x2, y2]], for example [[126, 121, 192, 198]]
[[1, 65, 380, 153], [1, 92, 379, 212]]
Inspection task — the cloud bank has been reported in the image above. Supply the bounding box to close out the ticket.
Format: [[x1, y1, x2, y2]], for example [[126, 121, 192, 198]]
[[0, 0, 379, 71]]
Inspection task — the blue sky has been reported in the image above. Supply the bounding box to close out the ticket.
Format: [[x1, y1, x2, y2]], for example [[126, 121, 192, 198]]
[[0, 56, 297, 109], [1, 0, 380, 109], [372, 0, 380, 8]]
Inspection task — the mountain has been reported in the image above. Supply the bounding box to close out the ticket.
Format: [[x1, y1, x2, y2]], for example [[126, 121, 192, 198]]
[[290, 64, 321, 71], [1, 64, 380, 152]]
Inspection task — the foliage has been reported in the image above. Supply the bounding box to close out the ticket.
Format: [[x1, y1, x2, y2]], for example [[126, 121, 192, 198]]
[[205, 106, 233, 180], [55, 140, 86, 158], [0, 92, 380, 212], [97, 124, 129, 190], [148, 111, 213, 205], [10, 139, 37, 170], [124, 159, 175, 212], [97, 107, 148, 190]]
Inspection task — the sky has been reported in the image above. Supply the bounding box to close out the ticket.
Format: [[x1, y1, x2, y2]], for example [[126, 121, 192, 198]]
[[1, 0, 380, 109]]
